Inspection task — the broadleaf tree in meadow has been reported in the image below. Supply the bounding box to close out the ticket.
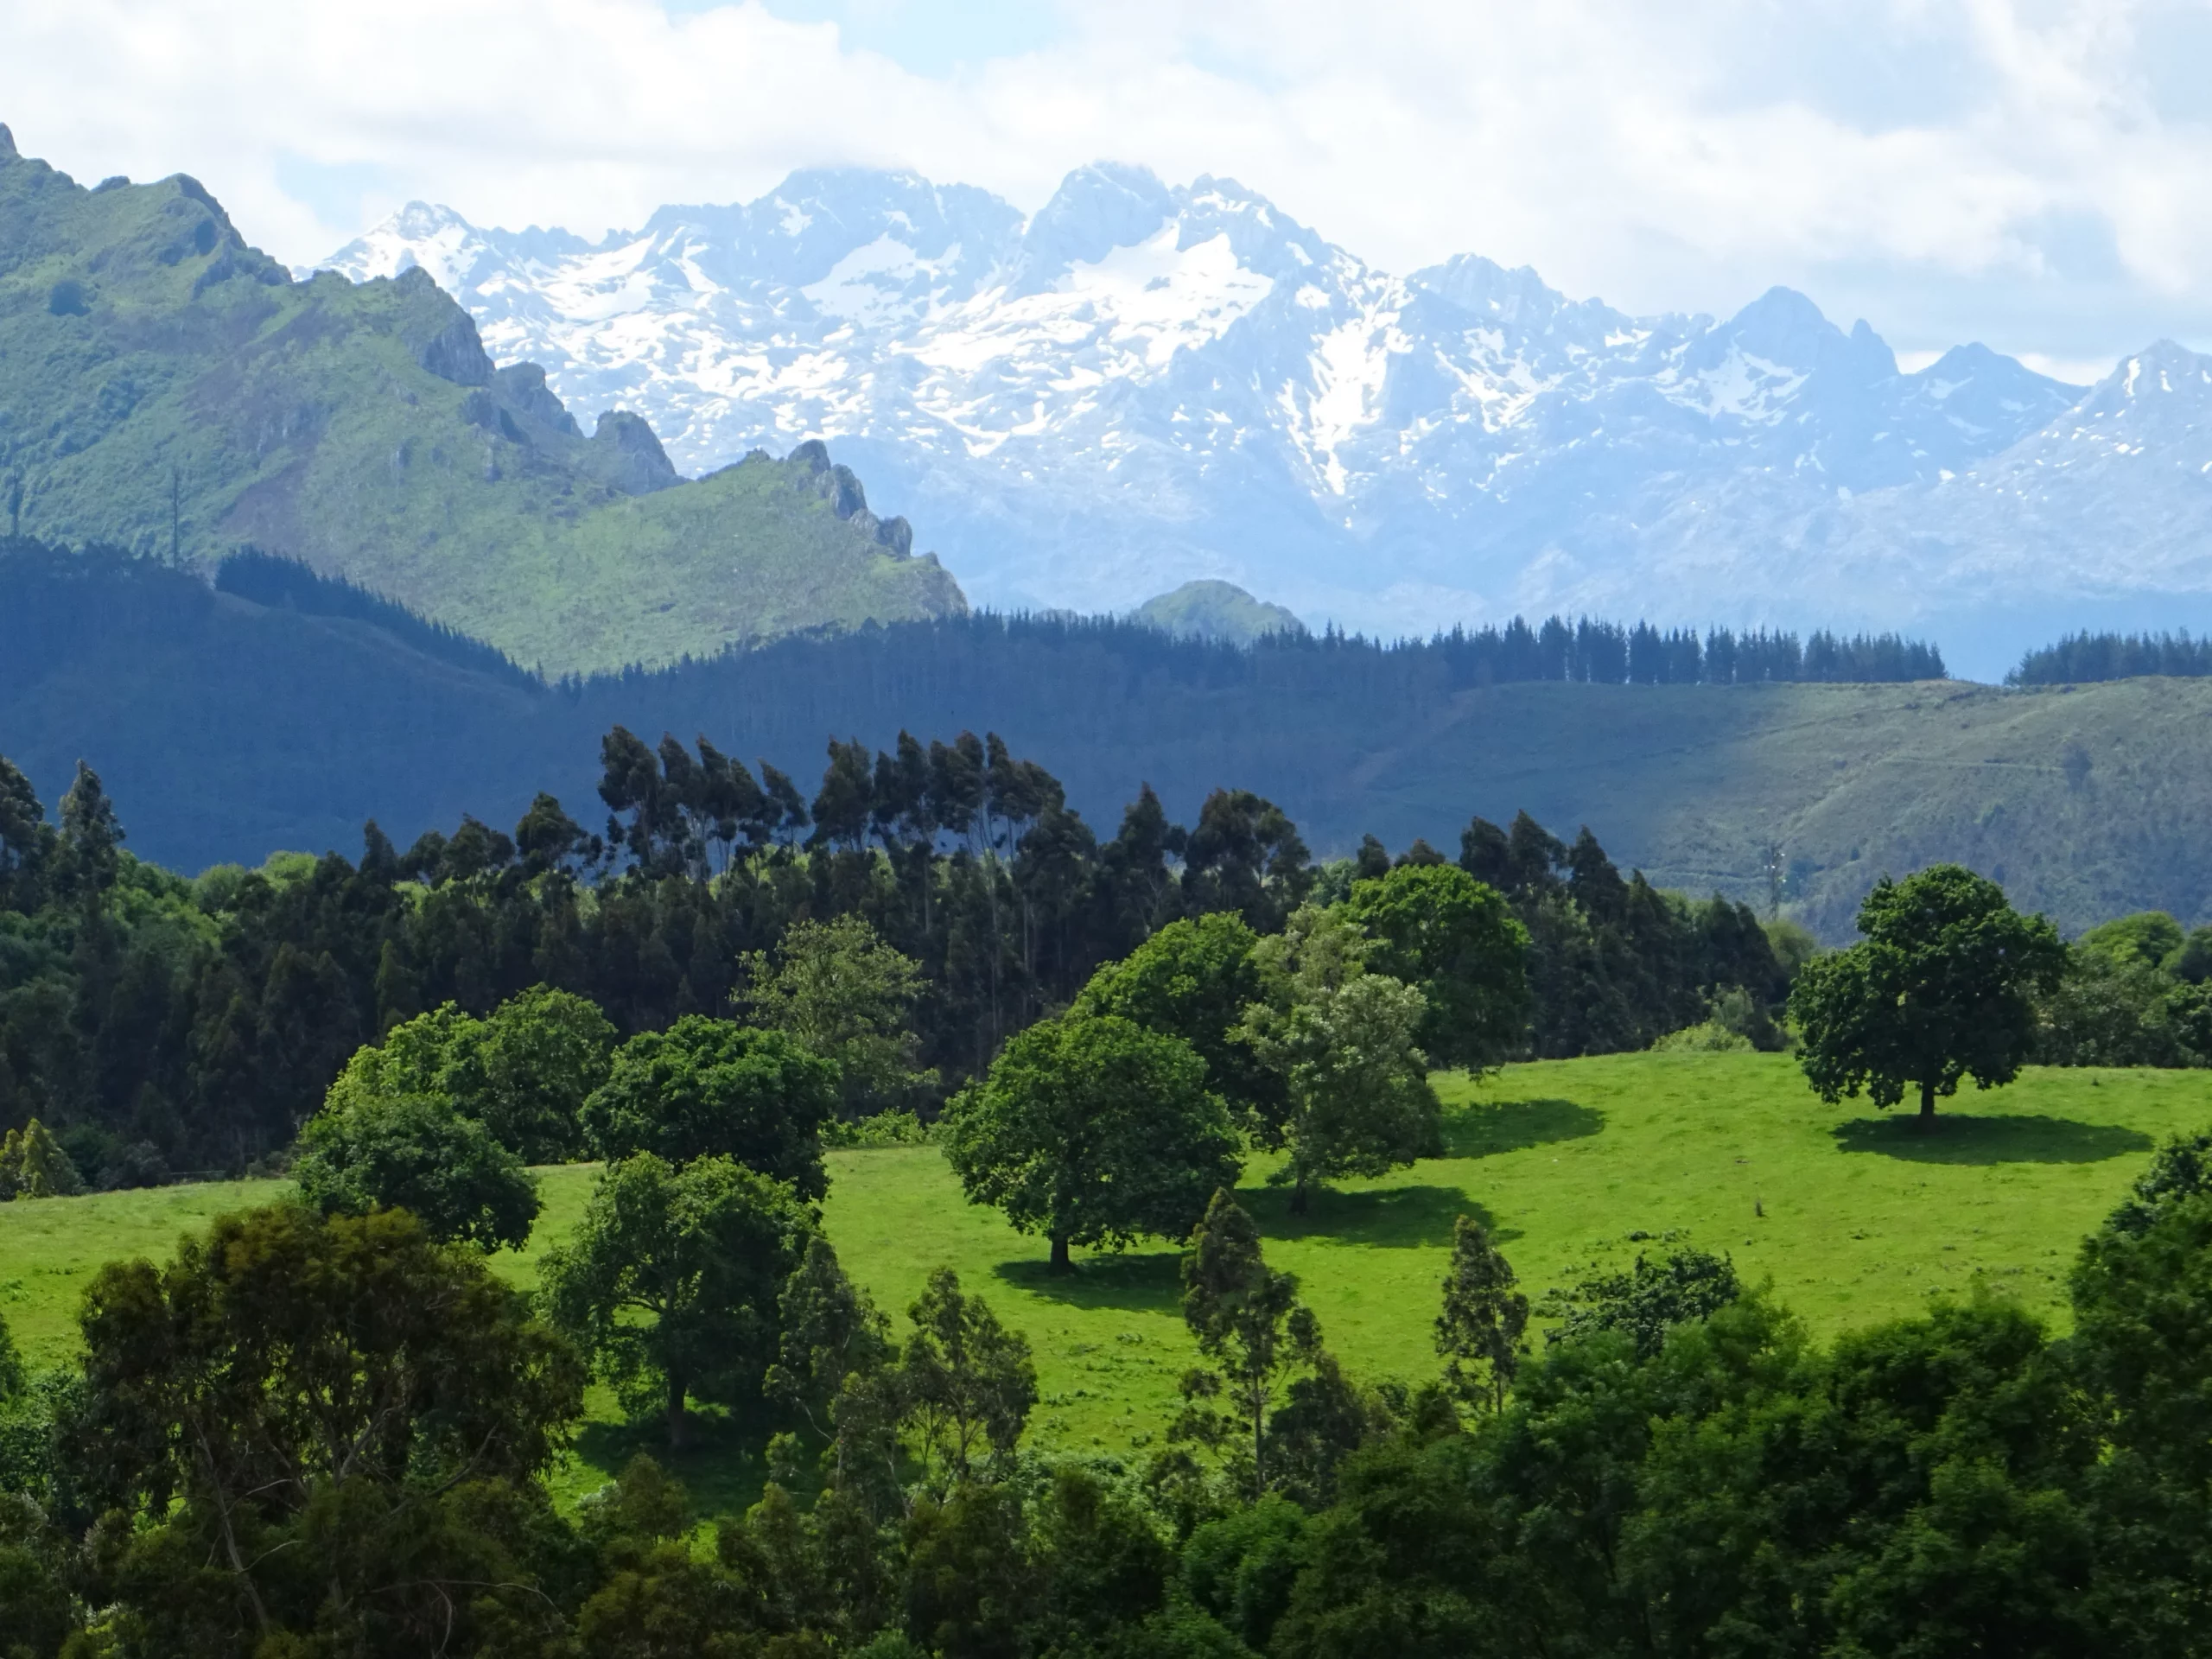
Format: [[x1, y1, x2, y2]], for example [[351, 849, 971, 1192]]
[[942, 1011, 1242, 1271], [1238, 906, 1441, 1212], [1075, 911, 1286, 1138], [1344, 863, 1531, 1071], [1791, 864, 2066, 1128]]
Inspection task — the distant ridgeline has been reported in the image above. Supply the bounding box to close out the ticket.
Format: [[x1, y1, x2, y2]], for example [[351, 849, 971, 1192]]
[[2010, 630, 2212, 686], [22, 539, 2190, 946], [206, 543, 1936, 690], [1406, 615, 1943, 686], [213, 549, 538, 690]]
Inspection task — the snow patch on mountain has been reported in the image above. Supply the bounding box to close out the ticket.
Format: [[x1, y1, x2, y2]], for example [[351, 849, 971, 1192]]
[[310, 164, 2203, 676]]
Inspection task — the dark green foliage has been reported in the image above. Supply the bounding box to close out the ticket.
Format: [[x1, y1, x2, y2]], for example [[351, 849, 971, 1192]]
[[1796, 863, 2069, 1122], [942, 1012, 1242, 1270], [1173, 1191, 1338, 1499], [467, 984, 619, 1160], [1179, 1495, 1306, 1651], [0, 1491, 75, 1659], [70, 1203, 584, 1655], [541, 1154, 818, 1445], [1458, 810, 1789, 1058], [0, 1308, 20, 1402], [896, 1268, 1038, 1491], [1543, 1246, 1742, 1356], [1434, 1217, 1529, 1412], [2012, 628, 2212, 684], [294, 1090, 541, 1250], [582, 1017, 836, 1198], [2033, 914, 2212, 1070], [1343, 863, 1530, 1070], [1181, 789, 1314, 931], [1076, 912, 1282, 1132], [2105, 1130, 2212, 1235]]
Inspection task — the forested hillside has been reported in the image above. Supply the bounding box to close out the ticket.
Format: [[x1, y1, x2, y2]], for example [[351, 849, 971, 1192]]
[[4, 543, 2204, 937], [0, 127, 962, 671]]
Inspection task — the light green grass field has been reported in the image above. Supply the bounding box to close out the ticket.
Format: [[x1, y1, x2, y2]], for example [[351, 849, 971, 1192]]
[[5, 1054, 2206, 1515]]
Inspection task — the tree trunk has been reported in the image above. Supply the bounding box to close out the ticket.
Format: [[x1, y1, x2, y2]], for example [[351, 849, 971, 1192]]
[[666, 1374, 688, 1449], [1918, 1077, 1936, 1131], [1288, 1172, 1310, 1217], [1049, 1233, 1071, 1274]]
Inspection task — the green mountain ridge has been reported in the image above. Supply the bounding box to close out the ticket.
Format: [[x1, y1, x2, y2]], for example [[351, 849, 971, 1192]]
[[1133, 578, 1306, 645], [0, 123, 964, 672]]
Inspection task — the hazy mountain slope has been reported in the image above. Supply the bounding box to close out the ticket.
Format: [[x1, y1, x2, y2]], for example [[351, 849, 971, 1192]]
[[0, 125, 963, 672], [4, 545, 2202, 938], [319, 164, 2095, 670], [1135, 580, 1306, 644]]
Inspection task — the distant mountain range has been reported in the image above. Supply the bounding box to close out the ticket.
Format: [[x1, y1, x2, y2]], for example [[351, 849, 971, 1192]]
[[317, 162, 2212, 678], [0, 124, 963, 675]]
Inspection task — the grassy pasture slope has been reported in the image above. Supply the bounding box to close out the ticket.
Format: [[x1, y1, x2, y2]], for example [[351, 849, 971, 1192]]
[[5, 1055, 2207, 1513]]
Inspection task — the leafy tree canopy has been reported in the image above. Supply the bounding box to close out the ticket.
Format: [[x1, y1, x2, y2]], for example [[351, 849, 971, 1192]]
[[542, 1153, 818, 1446], [582, 1016, 836, 1198], [1344, 862, 1530, 1071], [1075, 911, 1284, 1134], [942, 1011, 1242, 1271], [73, 1204, 583, 1651], [1791, 864, 2066, 1125], [294, 1090, 541, 1251], [1240, 906, 1441, 1211], [741, 914, 932, 1119]]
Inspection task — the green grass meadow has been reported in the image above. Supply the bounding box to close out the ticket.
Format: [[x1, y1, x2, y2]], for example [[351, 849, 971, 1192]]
[[5, 1053, 2206, 1515]]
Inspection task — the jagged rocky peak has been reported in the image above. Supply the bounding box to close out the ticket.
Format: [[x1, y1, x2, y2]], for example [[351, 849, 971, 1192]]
[[785, 439, 913, 557], [1688, 286, 1895, 383], [590, 411, 679, 495], [0, 123, 16, 162], [2068, 340, 2212, 432], [310, 160, 2116, 658], [1019, 162, 1177, 274]]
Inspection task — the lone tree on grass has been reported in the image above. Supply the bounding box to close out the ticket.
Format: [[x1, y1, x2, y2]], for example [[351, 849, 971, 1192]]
[[1790, 864, 2065, 1130], [943, 1011, 1242, 1272], [1435, 1216, 1529, 1414]]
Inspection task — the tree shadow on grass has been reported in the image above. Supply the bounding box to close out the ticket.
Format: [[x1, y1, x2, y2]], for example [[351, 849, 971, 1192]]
[[1236, 1183, 1502, 1250], [993, 1185, 1502, 1311], [995, 1248, 1183, 1313], [572, 1406, 771, 1521], [1440, 1097, 1605, 1160], [1832, 1114, 2153, 1166]]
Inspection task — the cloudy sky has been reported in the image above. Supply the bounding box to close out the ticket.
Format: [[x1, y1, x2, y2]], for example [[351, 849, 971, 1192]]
[[5, 0, 2209, 380]]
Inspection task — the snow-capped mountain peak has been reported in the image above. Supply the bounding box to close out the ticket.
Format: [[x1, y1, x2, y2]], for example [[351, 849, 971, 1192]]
[[315, 162, 2177, 674]]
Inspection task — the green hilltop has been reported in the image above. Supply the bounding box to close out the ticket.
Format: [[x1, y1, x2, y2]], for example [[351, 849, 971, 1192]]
[[0, 124, 963, 673], [1133, 578, 1307, 645]]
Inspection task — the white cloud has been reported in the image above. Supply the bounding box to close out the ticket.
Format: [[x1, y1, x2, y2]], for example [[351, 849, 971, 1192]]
[[3, 0, 2210, 365]]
